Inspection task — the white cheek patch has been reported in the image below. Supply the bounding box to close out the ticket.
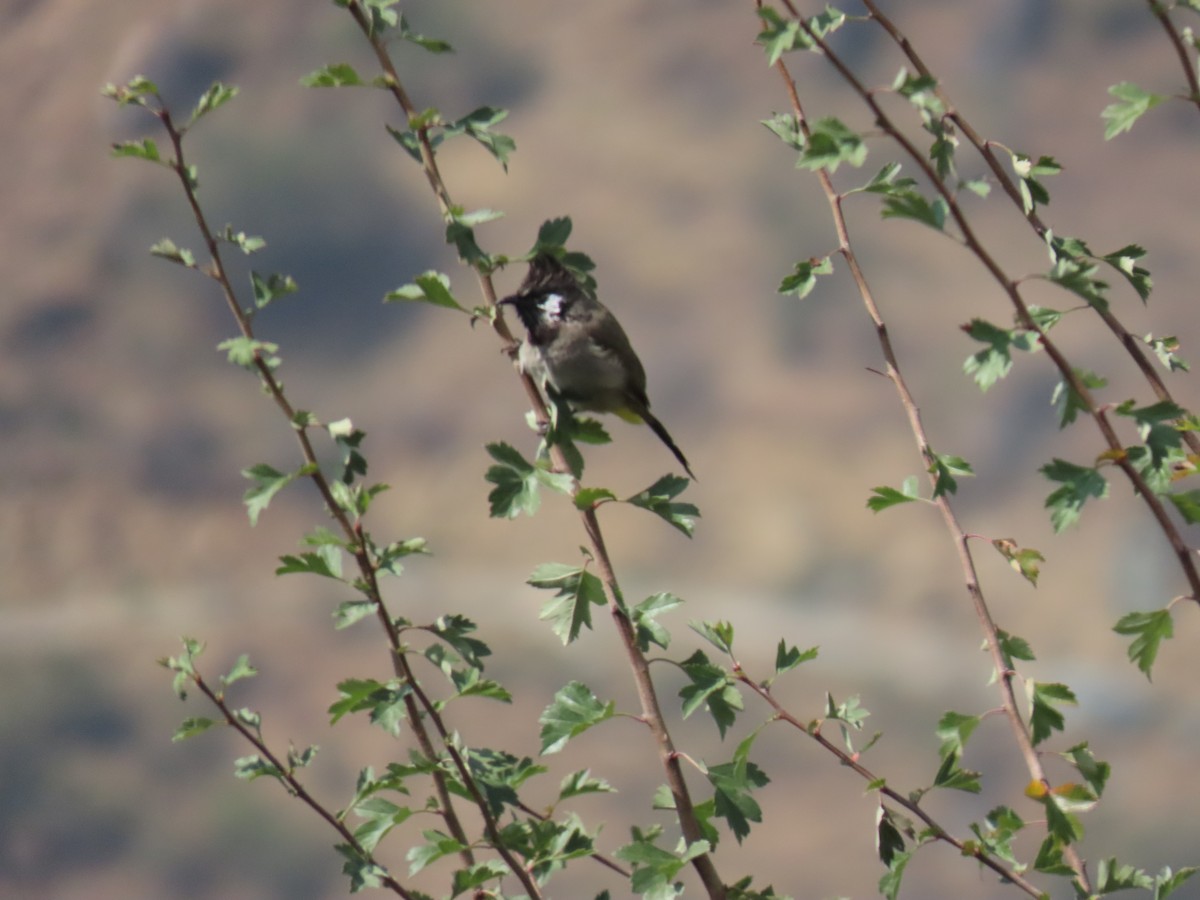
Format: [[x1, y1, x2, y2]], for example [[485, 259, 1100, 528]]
[[539, 292, 564, 321]]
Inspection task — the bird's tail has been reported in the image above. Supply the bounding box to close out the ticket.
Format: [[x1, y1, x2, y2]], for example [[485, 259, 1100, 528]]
[[639, 408, 697, 481]]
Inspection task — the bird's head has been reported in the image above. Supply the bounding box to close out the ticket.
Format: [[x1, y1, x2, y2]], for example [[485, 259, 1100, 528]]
[[499, 254, 584, 332]]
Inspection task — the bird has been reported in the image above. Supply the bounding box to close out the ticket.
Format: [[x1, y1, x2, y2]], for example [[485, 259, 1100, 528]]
[[499, 255, 696, 480]]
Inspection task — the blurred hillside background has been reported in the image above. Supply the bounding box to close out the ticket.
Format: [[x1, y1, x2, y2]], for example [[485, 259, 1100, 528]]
[[5, 0, 1200, 896]]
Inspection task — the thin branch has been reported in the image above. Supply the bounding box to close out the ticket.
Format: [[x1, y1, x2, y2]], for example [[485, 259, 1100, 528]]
[[758, 4, 1092, 891], [789, 3, 1200, 606], [1145, 0, 1200, 113], [861, 0, 1200, 461], [732, 670, 1047, 899], [191, 672, 416, 899], [156, 94, 552, 887], [340, 3, 728, 895]]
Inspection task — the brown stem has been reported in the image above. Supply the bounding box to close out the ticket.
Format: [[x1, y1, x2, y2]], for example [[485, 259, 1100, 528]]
[[733, 672, 1048, 899], [157, 101, 485, 875], [789, 3, 1200, 608], [340, 3, 727, 894], [192, 673, 416, 898], [760, 6, 1092, 891], [1145, 0, 1200, 111], [861, 0, 1200, 461]]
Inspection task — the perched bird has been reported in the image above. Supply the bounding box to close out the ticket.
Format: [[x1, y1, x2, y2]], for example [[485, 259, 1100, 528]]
[[500, 255, 696, 480]]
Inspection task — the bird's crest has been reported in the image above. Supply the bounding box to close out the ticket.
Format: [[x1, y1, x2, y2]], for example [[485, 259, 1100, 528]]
[[518, 254, 581, 299]]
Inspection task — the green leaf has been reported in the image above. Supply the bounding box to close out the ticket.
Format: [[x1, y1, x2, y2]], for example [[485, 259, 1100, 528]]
[[111, 138, 163, 163], [876, 806, 911, 900], [444, 107, 515, 171], [1010, 153, 1061, 213], [630, 592, 683, 651], [962, 318, 1041, 391], [360, 0, 400, 36], [538, 681, 615, 754], [773, 640, 818, 677], [241, 463, 302, 526], [574, 486, 617, 510], [529, 562, 607, 644], [189, 82, 238, 125], [217, 336, 281, 370], [616, 826, 705, 898], [777, 256, 833, 299], [250, 271, 298, 310], [626, 474, 699, 537], [754, 5, 845, 64], [993, 628, 1036, 671], [1156, 866, 1199, 899], [1048, 255, 1109, 311], [1102, 82, 1167, 139], [328, 678, 411, 737], [857, 162, 916, 197], [1168, 489, 1200, 524], [427, 615, 491, 670], [407, 829, 468, 875], [929, 452, 973, 498], [881, 188, 947, 231], [334, 599, 377, 630], [233, 754, 283, 783], [398, 13, 454, 53], [352, 797, 411, 854], [159, 638, 204, 699], [756, 7, 806, 65], [761, 112, 803, 150], [534, 216, 573, 251], [706, 733, 770, 843], [1101, 244, 1152, 302], [300, 63, 365, 87], [484, 442, 573, 519], [1040, 458, 1108, 531], [678, 650, 742, 738], [690, 619, 735, 655], [798, 117, 867, 172], [276, 548, 344, 580], [1027, 680, 1076, 746], [991, 538, 1044, 587], [1145, 334, 1190, 373], [866, 477, 919, 512], [444, 220, 492, 268], [221, 654, 257, 688], [1060, 742, 1110, 798], [334, 843, 389, 892], [931, 753, 981, 793], [220, 226, 266, 254], [1116, 399, 1185, 474], [171, 716, 216, 742], [149, 238, 195, 267], [1094, 858, 1154, 893], [558, 769, 615, 801], [935, 711, 980, 760], [451, 860, 510, 895], [1113, 609, 1173, 679], [385, 270, 466, 311], [1050, 369, 1107, 428], [102, 75, 160, 106], [1032, 835, 1074, 876], [974, 806, 1025, 862]]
